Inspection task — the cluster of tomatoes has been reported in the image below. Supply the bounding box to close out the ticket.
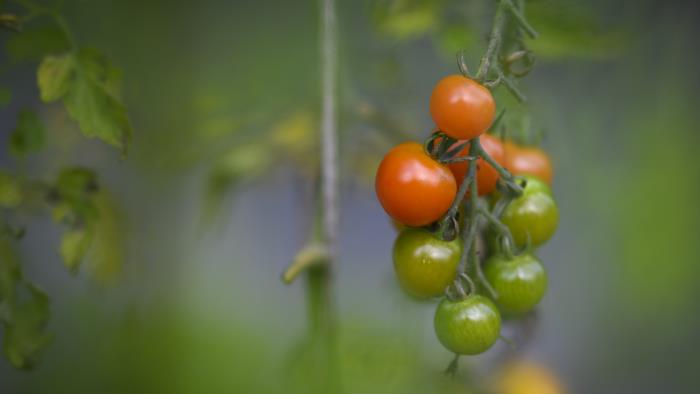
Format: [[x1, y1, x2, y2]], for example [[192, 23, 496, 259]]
[[375, 75, 559, 357]]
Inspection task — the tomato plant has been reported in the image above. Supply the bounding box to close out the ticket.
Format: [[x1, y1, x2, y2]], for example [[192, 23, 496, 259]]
[[429, 75, 496, 140], [375, 142, 457, 227], [484, 253, 547, 314], [393, 228, 462, 298]]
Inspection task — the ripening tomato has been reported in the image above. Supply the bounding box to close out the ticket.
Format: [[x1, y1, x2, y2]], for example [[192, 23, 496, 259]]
[[501, 176, 558, 247], [434, 295, 501, 355], [504, 142, 553, 185], [393, 228, 462, 298], [430, 75, 496, 140], [375, 142, 457, 227], [447, 134, 506, 196], [495, 359, 565, 394], [484, 253, 547, 315]]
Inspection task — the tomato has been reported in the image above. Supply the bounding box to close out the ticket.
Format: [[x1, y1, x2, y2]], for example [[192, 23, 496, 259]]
[[495, 359, 565, 394], [500, 176, 558, 247], [447, 134, 506, 196], [504, 142, 553, 185], [484, 253, 547, 314], [434, 294, 501, 355], [430, 75, 496, 140], [375, 142, 457, 227], [393, 228, 462, 298]]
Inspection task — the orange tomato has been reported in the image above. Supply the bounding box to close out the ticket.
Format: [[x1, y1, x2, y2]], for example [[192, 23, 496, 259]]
[[447, 134, 506, 196], [429, 75, 496, 140], [504, 142, 553, 185], [375, 142, 456, 227]]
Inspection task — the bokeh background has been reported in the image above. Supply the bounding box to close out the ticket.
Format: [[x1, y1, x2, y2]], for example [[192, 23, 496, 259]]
[[1, 0, 699, 393]]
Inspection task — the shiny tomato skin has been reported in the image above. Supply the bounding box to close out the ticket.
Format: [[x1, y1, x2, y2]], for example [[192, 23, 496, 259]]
[[430, 75, 496, 140], [447, 134, 506, 196], [392, 228, 462, 298], [501, 176, 558, 247], [484, 253, 547, 315], [504, 142, 553, 185], [375, 142, 457, 227], [434, 295, 501, 355]]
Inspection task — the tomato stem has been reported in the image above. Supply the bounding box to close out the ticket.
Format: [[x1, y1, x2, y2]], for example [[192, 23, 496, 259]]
[[475, 1, 506, 82]]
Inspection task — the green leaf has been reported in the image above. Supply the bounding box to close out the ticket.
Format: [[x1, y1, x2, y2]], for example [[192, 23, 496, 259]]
[[78, 48, 123, 98], [0, 239, 21, 311], [372, 0, 444, 40], [62, 51, 132, 152], [52, 167, 99, 225], [0, 88, 12, 107], [10, 108, 45, 157], [60, 228, 93, 273], [2, 283, 52, 370], [85, 191, 123, 284], [5, 25, 70, 62], [37, 53, 75, 102], [0, 171, 22, 208]]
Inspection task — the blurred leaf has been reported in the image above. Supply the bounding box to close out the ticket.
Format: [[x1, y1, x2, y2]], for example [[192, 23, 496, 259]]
[[434, 24, 478, 59], [10, 108, 46, 157], [269, 111, 316, 169], [5, 25, 70, 62], [0, 87, 11, 107], [2, 283, 52, 370], [85, 191, 124, 284], [203, 142, 271, 222], [38, 49, 132, 152], [0, 239, 21, 314], [78, 48, 124, 98], [60, 228, 93, 274], [52, 167, 99, 226], [525, 0, 627, 60], [372, 0, 444, 40], [37, 53, 75, 102], [0, 171, 22, 208]]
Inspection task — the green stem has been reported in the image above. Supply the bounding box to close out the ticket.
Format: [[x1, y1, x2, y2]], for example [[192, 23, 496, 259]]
[[477, 143, 523, 195], [502, 0, 538, 39], [475, 1, 507, 82], [456, 139, 480, 273]]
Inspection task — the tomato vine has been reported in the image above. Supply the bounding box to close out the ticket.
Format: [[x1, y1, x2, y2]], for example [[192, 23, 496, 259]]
[[375, 0, 560, 379]]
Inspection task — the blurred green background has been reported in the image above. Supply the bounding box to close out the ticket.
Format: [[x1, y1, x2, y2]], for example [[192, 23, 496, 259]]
[[1, 0, 699, 393]]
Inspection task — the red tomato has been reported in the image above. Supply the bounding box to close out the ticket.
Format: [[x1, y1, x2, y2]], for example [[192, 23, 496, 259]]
[[429, 75, 496, 140], [447, 134, 506, 196], [504, 142, 553, 185], [375, 142, 457, 227]]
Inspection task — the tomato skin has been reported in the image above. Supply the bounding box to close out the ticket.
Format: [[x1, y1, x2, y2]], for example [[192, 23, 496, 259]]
[[504, 142, 553, 185], [484, 253, 547, 314], [501, 176, 558, 247], [393, 228, 462, 298], [375, 142, 457, 227], [447, 134, 506, 196], [430, 75, 496, 140], [434, 295, 501, 355]]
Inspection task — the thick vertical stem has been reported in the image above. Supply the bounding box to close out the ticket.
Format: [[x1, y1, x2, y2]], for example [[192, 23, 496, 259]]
[[305, 0, 340, 391]]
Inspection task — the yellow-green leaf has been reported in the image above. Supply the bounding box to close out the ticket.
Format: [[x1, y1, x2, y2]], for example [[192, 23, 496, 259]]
[[37, 53, 75, 102], [0, 171, 22, 208], [60, 229, 92, 273]]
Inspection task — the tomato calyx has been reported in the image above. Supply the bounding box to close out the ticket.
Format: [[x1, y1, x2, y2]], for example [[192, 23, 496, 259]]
[[445, 272, 477, 302]]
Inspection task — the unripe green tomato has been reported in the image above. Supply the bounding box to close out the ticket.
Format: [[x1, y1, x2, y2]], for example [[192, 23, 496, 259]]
[[434, 295, 501, 355], [393, 228, 462, 298], [501, 176, 558, 247], [484, 253, 547, 315]]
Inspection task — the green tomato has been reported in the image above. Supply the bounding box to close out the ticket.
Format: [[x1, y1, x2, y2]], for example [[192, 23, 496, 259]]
[[501, 176, 559, 247], [433, 295, 501, 355], [393, 228, 462, 298], [484, 253, 547, 315]]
